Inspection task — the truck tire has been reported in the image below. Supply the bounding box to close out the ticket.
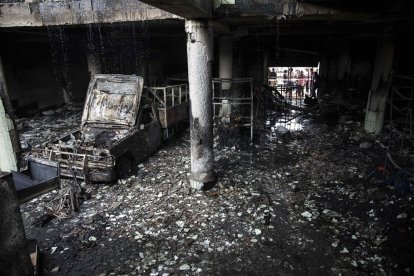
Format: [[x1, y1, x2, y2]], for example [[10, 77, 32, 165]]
[[116, 154, 135, 180]]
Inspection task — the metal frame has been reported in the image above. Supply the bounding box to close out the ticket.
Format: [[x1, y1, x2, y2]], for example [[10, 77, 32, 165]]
[[380, 74, 414, 174], [147, 84, 188, 108], [212, 78, 254, 141], [146, 84, 189, 138], [32, 148, 115, 181], [275, 84, 305, 106]]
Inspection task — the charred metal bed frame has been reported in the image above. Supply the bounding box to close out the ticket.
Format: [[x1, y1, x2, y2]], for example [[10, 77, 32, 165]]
[[212, 78, 254, 141], [146, 84, 189, 138], [379, 74, 414, 175]]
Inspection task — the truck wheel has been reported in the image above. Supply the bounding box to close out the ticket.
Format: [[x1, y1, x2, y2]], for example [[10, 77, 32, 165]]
[[116, 155, 135, 180]]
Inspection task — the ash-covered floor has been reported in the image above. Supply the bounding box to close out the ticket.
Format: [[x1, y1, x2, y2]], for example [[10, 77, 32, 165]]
[[18, 103, 413, 276]]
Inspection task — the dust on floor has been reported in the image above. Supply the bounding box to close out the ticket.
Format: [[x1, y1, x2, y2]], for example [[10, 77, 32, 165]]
[[19, 104, 413, 276]]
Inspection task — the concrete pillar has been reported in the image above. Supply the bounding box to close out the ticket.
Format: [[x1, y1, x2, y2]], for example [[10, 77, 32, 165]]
[[0, 56, 19, 173], [185, 20, 216, 189], [87, 52, 101, 77], [0, 173, 33, 275], [219, 36, 233, 117], [263, 51, 269, 85], [364, 40, 394, 134], [0, 56, 13, 115], [0, 98, 19, 173], [219, 36, 233, 89], [337, 48, 351, 83], [319, 52, 329, 94], [328, 53, 339, 94]]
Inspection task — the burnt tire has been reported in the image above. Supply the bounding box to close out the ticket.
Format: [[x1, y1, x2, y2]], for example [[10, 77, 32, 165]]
[[116, 155, 135, 180]]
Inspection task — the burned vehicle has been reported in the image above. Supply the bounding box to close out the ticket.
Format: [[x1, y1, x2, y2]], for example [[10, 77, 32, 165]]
[[32, 74, 163, 182]]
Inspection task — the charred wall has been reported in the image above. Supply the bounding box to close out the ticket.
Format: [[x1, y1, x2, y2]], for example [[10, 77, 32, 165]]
[[0, 20, 187, 116], [0, 28, 89, 115], [393, 21, 414, 76], [321, 38, 376, 96]]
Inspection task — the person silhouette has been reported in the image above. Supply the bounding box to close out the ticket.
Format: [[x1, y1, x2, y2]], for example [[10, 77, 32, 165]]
[[311, 70, 320, 98]]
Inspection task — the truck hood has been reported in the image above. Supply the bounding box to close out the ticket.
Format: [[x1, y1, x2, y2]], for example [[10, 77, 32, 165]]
[[81, 74, 143, 130]]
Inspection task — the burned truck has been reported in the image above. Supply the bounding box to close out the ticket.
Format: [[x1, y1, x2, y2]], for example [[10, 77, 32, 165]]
[[31, 74, 168, 182]]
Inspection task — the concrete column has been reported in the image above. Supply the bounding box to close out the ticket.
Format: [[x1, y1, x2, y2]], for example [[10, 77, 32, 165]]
[[0, 56, 13, 115], [0, 98, 19, 173], [219, 36, 233, 89], [219, 36, 233, 117], [328, 53, 339, 94], [263, 51, 269, 85], [337, 48, 351, 83], [87, 52, 101, 77], [333, 45, 351, 97], [364, 40, 394, 134], [319, 52, 329, 93], [0, 56, 19, 173], [0, 173, 33, 275], [185, 20, 215, 189]]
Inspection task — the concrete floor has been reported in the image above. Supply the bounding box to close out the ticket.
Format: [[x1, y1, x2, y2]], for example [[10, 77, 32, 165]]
[[19, 103, 413, 275]]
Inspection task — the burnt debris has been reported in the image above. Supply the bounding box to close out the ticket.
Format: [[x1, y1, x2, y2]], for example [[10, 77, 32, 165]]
[[16, 99, 414, 275]]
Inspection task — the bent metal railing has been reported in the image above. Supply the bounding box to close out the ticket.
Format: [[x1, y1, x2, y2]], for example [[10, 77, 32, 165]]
[[379, 73, 414, 174]]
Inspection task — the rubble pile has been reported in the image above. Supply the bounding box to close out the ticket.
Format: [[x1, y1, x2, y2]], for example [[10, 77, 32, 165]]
[[19, 104, 413, 275], [16, 105, 82, 151]]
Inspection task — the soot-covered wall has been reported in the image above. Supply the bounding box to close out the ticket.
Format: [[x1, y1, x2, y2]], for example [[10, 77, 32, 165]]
[[0, 21, 187, 116], [0, 28, 90, 115]]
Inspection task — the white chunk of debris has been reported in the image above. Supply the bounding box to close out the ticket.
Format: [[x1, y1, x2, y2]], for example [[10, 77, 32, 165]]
[[254, 229, 262, 235], [176, 221, 185, 228], [179, 264, 191, 271], [322, 209, 341, 218], [397, 212, 408, 219], [301, 211, 312, 218], [351, 260, 358, 267], [340, 247, 349, 254]]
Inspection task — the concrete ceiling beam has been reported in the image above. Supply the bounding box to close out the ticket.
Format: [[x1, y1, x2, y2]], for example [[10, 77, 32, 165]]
[[139, 0, 212, 19]]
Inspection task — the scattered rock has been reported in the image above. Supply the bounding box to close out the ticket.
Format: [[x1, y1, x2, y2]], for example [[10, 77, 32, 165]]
[[179, 264, 191, 271], [301, 211, 312, 218], [50, 266, 59, 274], [17, 103, 414, 275], [340, 247, 349, 254], [84, 216, 94, 225], [176, 221, 185, 228], [109, 202, 122, 210], [397, 212, 408, 219]]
